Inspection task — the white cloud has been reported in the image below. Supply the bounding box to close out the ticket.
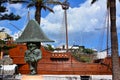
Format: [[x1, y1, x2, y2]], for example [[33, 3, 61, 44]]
[[6, 3, 28, 17], [41, 0, 108, 33], [40, 0, 111, 48], [8, 0, 120, 50], [8, 3, 23, 10]]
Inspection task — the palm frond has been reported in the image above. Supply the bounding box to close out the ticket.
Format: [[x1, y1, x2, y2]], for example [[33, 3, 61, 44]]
[[107, 0, 110, 9], [64, 0, 68, 3], [42, 5, 54, 13], [46, 0, 62, 5], [27, 2, 35, 8], [91, 0, 98, 4], [42, 5, 47, 11], [9, 0, 28, 4]]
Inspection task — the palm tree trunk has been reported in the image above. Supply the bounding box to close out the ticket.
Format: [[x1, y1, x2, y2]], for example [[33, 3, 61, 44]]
[[110, 0, 120, 79], [35, 2, 42, 25]]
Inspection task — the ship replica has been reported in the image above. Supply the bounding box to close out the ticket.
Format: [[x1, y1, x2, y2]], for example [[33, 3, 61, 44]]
[[8, 19, 116, 75]]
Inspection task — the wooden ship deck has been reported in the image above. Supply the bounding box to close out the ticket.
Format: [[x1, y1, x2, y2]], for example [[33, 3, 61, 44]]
[[9, 44, 114, 75]]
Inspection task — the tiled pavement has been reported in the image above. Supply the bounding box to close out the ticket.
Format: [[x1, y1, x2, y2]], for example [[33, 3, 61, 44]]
[[0, 74, 112, 80]]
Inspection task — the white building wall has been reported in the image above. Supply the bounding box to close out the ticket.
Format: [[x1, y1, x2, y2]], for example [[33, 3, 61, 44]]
[[96, 51, 107, 59], [43, 75, 112, 80]]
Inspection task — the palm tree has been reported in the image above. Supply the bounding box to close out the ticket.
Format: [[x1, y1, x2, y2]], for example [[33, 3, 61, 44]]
[[9, 0, 63, 25], [109, 0, 120, 80], [0, 0, 21, 20], [91, 0, 120, 80], [27, 0, 54, 24]]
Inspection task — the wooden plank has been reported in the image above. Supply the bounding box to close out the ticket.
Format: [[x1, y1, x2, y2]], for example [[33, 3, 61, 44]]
[[9, 45, 113, 75]]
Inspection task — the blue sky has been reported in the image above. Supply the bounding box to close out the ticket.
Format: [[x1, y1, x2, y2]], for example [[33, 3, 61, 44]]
[[0, 0, 120, 53]]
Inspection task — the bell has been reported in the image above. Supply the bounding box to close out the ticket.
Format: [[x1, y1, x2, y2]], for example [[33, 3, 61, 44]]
[[16, 19, 54, 43]]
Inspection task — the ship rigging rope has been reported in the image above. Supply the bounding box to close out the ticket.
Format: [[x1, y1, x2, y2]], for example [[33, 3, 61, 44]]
[[97, 15, 107, 52], [97, 10, 110, 53], [9, 9, 30, 32], [23, 8, 30, 28], [59, 10, 66, 45]]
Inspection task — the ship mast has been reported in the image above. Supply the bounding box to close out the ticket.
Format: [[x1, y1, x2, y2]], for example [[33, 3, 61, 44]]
[[27, 8, 30, 21], [106, 8, 110, 56], [62, 0, 69, 52]]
